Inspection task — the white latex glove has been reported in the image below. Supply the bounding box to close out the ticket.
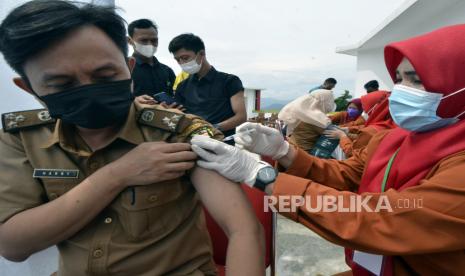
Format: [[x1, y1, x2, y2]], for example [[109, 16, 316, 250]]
[[234, 122, 289, 160], [191, 135, 270, 187]]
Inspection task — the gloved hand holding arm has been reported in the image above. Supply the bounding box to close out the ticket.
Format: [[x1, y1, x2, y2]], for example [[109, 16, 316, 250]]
[[191, 135, 269, 187], [233, 122, 297, 169]]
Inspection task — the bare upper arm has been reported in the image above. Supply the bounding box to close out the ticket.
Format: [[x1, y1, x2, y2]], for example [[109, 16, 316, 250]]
[[190, 166, 260, 235], [230, 91, 246, 116]]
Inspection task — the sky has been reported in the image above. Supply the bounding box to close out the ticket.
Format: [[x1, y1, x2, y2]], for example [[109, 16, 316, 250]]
[[0, 0, 405, 114]]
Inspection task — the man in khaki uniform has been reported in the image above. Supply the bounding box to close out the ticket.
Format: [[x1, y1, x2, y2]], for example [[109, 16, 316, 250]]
[[0, 1, 264, 275]]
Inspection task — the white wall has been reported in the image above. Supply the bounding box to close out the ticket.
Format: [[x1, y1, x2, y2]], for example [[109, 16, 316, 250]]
[[353, 48, 393, 97], [349, 0, 465, 98], [244, 88, 257, 119]]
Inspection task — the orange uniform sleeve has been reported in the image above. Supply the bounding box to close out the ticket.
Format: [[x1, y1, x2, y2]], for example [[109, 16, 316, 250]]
[[281, 146, 366, 192], [339, 127, 378, 158], [273, 148, 465, 256], [341, 116, 365, 127], [339, 136, 354, 157], [329, 112, 346, 125]]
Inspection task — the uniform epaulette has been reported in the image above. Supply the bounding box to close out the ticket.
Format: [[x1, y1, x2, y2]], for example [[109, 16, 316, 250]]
[[138, 107, 192, 133], [2, 109, 55, 133]]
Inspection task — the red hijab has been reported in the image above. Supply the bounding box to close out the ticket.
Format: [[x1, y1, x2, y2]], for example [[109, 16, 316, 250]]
[[360, 24, 465, 193], [360, 91, 386, 113], [360, 91, 396, 130], [348, 98, 362, 111]]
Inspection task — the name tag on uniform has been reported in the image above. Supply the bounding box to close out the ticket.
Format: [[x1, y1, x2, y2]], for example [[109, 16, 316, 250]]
[[33, 169, 79, 179], [353, 251, 383, 276]]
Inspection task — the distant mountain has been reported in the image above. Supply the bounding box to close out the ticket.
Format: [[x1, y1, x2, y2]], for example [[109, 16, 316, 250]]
[[260, 97, 290, 111]]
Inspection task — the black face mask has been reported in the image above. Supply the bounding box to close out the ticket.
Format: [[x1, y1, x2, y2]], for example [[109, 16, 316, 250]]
[[40, 79, 134, 129]]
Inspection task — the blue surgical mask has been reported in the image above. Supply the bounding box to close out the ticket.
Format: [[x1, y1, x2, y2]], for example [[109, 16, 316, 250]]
[[389, 84, 465, 132], [347, 107, 361, 118]]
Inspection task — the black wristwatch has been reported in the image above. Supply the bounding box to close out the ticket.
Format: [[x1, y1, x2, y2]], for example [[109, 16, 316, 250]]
[[253, 162, 278, 191]]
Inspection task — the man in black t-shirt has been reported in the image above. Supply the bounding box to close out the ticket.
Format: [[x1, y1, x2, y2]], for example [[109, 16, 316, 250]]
[[168, 33, 247, 139], [128, 19, 175, 97]]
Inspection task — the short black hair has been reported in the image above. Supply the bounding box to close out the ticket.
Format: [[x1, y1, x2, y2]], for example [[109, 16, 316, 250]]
[[324, 78, 337, 85], [0, 0, 127, 78], [364, 80, 379, 90], [128, 19, 158, 37], [168, 33, 205, 54]]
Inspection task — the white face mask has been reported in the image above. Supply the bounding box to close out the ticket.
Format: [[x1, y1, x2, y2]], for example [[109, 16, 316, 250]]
[[134, 42, 157, 58], [361, 103, 378, 121], [180, 55, 202, 74], [361, 112, 368, 120]]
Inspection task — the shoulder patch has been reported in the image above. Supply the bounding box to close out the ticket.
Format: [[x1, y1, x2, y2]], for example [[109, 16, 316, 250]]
[[138, 107, 190, 133], [2, 109, 56, 133]]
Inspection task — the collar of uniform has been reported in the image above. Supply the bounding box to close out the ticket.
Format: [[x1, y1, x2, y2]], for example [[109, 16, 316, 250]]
[[194, 66, 216, 83], [115, 103, 145, 145], [41, 120, 93, 156], [133, 54, 159, 66], [41, 103, 144, 153], [41, 121, 61, 149]]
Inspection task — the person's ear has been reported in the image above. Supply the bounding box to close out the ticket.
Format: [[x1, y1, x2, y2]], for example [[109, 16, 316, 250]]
[[127, 36, 135, 47], [13, 77, 34, 96], [198, 50, 206, 62], [127, 57, 136, 73]]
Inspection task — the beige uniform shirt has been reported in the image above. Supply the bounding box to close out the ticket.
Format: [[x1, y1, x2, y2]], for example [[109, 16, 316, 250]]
[[0, 103, 222, 276], [289, 122, 325, 152]]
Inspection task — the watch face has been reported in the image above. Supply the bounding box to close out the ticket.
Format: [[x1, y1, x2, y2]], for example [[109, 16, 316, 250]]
[[258, 167, 276, 183]]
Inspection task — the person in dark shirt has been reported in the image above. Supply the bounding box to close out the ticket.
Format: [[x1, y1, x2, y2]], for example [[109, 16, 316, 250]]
[[168, 33, 247, 138], [364, 79, 379, 93], [127, 19, 175, 97]]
